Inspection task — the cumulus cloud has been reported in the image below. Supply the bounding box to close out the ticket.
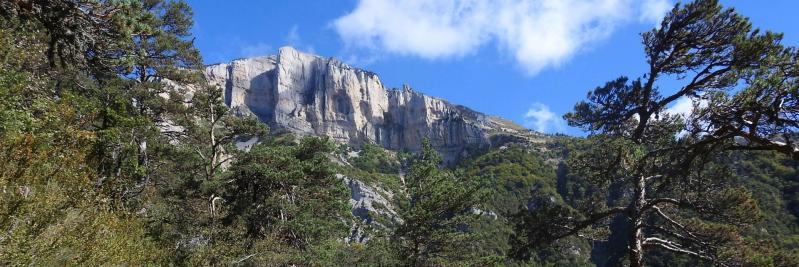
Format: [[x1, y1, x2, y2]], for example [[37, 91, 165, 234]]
[[333, 1, 490, 59], [333, 0, 672, 74], [666, 96, 694, 118], [524, 103, 565, 133], [640, 0, 673, 24]]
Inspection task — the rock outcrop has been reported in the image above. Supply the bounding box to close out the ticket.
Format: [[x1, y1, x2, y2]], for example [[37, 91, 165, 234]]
[[339, 174, 400, 223], [205, 46, 537, 162]]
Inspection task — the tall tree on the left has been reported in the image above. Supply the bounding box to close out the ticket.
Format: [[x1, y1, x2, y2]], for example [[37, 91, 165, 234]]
[[0, 1, 208, 265], [89, 0, 203, 203]]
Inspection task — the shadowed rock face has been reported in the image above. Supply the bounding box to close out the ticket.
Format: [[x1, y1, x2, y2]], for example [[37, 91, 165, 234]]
[[205, 46, 536, 162]]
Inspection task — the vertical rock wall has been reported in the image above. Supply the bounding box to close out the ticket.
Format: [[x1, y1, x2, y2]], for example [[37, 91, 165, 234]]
[[204, 46, 532, 162]]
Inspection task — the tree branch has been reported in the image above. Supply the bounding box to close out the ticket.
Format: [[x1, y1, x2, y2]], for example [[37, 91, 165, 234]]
[[554, 206, 627, 240], [643, 237, 718, 263]]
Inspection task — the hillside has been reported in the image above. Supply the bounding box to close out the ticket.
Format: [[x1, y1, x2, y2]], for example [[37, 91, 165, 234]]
[[2, 1, 798, 266]]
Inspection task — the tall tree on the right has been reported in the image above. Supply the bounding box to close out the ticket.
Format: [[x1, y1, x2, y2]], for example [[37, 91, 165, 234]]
[[514, 0, 798, 266]]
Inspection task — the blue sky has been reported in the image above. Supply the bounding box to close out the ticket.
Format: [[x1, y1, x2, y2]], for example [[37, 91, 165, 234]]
[[187, 0, 799, 135]]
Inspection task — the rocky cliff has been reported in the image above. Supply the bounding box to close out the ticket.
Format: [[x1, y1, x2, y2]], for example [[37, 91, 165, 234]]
[[204, 46, 537, 162]]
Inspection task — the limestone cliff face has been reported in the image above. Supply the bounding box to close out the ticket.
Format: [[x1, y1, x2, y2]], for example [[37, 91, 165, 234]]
[[205, 46, 534, 161]]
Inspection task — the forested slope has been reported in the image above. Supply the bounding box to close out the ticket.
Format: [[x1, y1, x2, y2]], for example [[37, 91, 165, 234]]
[[1, 1, 797, 266]]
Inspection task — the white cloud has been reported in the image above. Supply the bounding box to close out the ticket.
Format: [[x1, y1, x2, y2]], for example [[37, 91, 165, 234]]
[[333, 0, 672, 75], [666, 96, 694, 118], [286, 25, 301, 44], [665, 96, 708, 119], [665, 96, 710, 138], [333, 1, 491, 59], [640, 0, 673, 24], [524, 102, 564, 133]]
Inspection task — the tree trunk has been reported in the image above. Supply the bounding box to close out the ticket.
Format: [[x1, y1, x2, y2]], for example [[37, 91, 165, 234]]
[[629, 175, 646, 267], [208, 98, 218, 181]]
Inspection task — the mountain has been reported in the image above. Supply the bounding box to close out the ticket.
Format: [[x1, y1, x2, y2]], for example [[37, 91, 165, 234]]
[[203, 46, 542, 162]]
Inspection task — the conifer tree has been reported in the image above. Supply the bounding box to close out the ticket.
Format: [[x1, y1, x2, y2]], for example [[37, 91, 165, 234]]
[[392, 139, 481, 266], [514, 1, 798, 266], [195, 137, 350, 265]]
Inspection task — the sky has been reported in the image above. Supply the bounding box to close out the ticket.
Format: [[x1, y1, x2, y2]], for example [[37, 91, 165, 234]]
[[187, 0, 799, 135]]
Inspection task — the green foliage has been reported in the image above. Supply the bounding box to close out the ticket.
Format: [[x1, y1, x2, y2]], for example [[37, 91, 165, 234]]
[[729, 151, 799, 250], [222, 137, 349, 246], [351, 143, 401, 174], [336, 143, 404, 196], [1, 1, 797, 266], [461, 145, 557, 215], [451, 143, 593, 266], [0, 8, 165, 264], [180, 137, 352, 265], [1, 1, 269, 265], [390, 139, 483, 266], [548, 0, 798, 266]]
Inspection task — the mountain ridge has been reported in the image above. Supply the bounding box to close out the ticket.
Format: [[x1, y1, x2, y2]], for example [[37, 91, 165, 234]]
[[203, 46, 543, 162]]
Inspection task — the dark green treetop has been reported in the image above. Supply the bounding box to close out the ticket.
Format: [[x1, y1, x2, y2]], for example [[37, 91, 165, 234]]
[[392, 139, 483, 266]]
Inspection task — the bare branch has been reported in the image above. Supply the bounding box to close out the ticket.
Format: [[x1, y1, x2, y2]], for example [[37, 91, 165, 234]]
[[643, 237, 714, 261]]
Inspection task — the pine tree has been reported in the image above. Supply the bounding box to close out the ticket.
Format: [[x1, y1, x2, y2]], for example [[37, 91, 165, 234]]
[[195, 137, 351, 265], [0, 1, 173, 264], [392, 139, 482, 266], [515, 1, 797, 266], [88, 0, 203, 203]]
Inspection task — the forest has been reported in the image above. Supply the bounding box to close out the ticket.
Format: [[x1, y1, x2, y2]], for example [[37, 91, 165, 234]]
[[0, 0, 797, 266]]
